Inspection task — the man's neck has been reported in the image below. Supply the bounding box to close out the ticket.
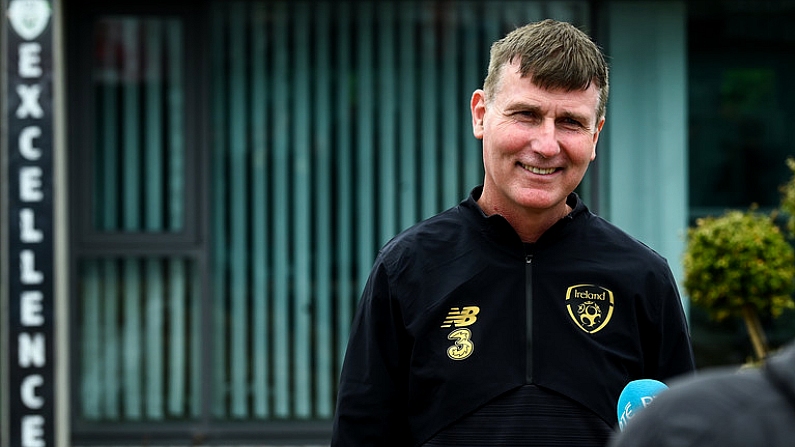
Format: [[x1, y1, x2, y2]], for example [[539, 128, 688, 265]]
[[477, 198, 572, 243]]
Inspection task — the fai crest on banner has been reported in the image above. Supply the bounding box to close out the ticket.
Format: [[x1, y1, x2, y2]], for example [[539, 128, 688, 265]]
[[8, 0, 52, 41], [566, 284, 614, 334]]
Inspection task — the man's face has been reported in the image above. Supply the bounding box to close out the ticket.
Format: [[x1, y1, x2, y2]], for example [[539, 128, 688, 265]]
[[471, 60, 604, 216]]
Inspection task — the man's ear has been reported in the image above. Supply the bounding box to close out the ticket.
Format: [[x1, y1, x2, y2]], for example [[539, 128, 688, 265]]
[[590, 117, 605, 160], [471, 89, 486, 140]]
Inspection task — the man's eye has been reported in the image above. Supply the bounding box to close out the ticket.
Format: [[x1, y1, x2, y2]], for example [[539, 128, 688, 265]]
[[516, 111, 537, 119], [560, 118, 584, 128]]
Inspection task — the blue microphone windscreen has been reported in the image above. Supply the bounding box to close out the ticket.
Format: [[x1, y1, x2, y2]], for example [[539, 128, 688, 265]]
[[617, 379, 668, 430]]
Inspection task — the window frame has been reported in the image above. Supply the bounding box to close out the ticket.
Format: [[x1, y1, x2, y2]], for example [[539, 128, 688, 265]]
[[68, 4, 205, 255]]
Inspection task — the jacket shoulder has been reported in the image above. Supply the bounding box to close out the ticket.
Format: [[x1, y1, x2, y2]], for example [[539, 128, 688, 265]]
[[377, 205, 474, 265], [582, 214, 671, 267]]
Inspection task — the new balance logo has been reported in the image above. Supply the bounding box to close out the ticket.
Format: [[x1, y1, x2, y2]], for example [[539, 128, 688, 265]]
[[441, 306, 480, 328]]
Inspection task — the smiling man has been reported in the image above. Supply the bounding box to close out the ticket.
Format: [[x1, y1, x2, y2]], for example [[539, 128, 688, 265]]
[[332, 19, 695, 447]]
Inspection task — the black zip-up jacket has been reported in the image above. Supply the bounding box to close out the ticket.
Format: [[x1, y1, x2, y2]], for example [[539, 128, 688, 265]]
[[332, 187, 696, 446]]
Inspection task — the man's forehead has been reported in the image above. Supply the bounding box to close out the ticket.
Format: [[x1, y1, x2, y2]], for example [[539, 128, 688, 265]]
[[498, 74, 600, 115]]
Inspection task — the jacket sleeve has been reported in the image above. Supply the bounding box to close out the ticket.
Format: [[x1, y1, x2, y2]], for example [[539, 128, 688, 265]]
[[331, 258, 412, 447], [644, 264, 696, 380]]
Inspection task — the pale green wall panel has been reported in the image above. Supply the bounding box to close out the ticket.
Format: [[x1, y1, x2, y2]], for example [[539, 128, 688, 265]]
[[228, 2, 249, 418], [604, 1, 689, 308], [250, 7, 271, 419], [209, 1, 229, 418], [271, 0, 292, 418], [378, 2, 398, 246], [313, 1, 334, 418], [292, 2, 312, 418], [335, 2, 354, 377]]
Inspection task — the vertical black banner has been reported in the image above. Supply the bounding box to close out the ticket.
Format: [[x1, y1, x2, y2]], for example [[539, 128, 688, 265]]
[[5, 1, 56, 446]]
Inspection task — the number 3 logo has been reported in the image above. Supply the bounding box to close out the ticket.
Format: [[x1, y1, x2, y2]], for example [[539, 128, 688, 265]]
[[446, 328, 474, 360]]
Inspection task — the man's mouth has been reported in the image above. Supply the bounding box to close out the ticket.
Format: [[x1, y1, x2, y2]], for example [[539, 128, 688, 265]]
[[518, 162, 558, 175]]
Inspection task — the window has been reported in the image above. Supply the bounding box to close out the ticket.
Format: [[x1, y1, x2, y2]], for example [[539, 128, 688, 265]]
[[79, 17, 199, 420], [68, 4, 210, 441]]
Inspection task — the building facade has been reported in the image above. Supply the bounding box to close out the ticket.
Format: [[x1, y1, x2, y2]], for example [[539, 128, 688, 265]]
[[2, 0, 794, 445]]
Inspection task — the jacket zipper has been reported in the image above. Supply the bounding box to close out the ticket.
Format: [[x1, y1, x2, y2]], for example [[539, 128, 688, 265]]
[[525, 253, 533, 383]]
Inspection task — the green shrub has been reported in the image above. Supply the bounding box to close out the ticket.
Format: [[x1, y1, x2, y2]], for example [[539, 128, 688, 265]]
[[683, 210, 795, 360], [684, 210, 795, 321]]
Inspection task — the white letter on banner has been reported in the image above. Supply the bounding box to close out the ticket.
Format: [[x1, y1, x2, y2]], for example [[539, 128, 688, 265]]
[[21, 291, 45, 326], [20, 209, 44, 243], [21, 374, 45, 409], [19, 43, 43, 78], [18, 332, 46, 368], [16, 84, 44, 119], [19, 126, 42, 160], [21, 415, 46, 447], [20, 250, 44, 285], [20, 167, 44, 202]]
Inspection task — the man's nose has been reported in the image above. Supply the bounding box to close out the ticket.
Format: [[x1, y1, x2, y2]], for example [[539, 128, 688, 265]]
[[530, 119, 560, 158]]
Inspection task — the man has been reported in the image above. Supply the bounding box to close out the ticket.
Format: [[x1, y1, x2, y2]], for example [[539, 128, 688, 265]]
[[609, 341, 795, 447], [332, 19, 695, 447]]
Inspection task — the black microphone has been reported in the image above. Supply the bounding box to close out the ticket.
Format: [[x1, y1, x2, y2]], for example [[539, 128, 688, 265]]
[[616, 379, 668, 430]]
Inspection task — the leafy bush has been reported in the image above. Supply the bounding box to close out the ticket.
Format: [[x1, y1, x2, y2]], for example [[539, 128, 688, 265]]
[[683, 209, 795, 360], [684, 211, 795, 321]]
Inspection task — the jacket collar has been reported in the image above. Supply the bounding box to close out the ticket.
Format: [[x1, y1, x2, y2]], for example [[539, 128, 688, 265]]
[[461, 185, 588, 247]]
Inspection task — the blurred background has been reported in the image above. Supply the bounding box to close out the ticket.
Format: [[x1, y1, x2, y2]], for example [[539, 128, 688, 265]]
[[2, 0, 794, 445]]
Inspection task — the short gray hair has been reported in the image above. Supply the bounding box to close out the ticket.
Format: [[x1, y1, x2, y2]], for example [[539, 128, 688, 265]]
[[483, 19, 609, 120]]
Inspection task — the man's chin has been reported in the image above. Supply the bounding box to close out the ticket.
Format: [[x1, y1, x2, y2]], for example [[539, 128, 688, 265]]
[[513, 191, 563, 211]]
